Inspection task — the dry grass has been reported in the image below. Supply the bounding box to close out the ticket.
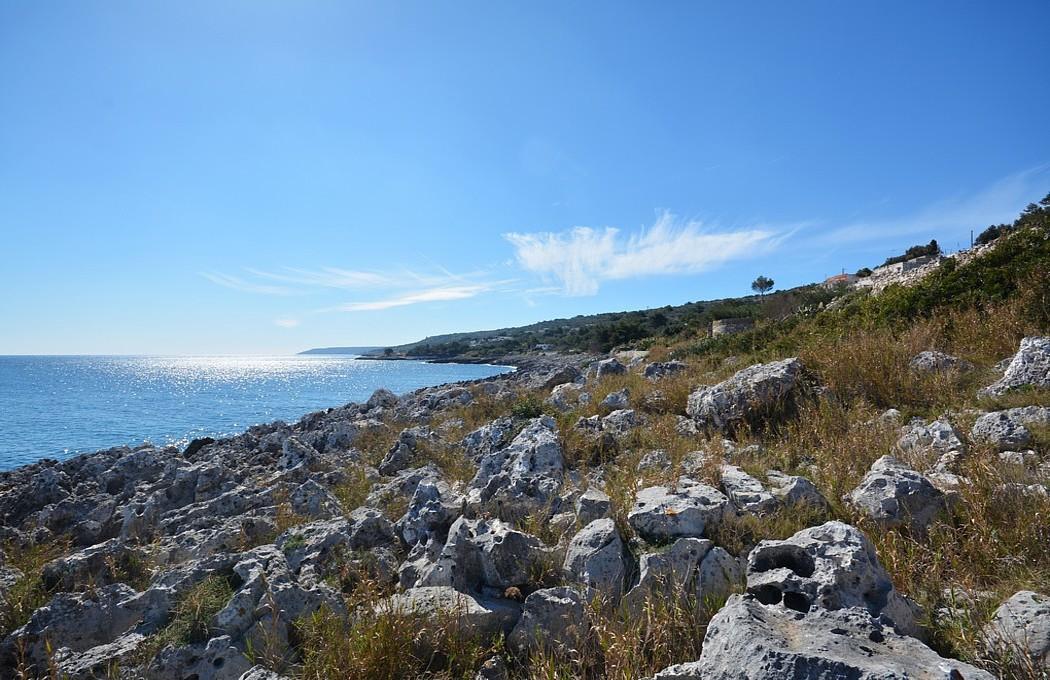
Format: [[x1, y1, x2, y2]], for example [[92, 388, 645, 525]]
[[136, 574, 235, 663], [0, 537, 71, 639]]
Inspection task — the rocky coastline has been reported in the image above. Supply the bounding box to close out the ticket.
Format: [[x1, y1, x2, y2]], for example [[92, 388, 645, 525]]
[[1, 341, 1048, 679]]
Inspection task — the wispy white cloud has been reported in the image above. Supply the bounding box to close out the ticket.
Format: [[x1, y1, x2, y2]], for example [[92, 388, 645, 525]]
[[822, 166, 1049, 245], [247, 267, 395, 289], [505, 212, 785, 296], [199, 273, 295, 296], [274, 318, 300, 328], [334, 284, 494, 312]]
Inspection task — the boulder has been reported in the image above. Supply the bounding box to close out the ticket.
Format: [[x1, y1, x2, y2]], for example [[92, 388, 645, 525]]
[[896, 418, 965, 460], [595, 358, 627, 379], [508, 586, 588, 654], [366, 388, 400, 410], [378, 427, 431, 476], [909, 350, 974, 373], [644, 361, 687, 381], [846, 456, 947, 534], [720, 465, 778, 516], [980, 336, 1050, 397], [627, 481, 730, 543], [601, 409, 641, 436], [765, 470, 828, 511], [563, 519, 628, 598], [397, 478, 463, 546], [575, 487, 612, 525], [982, 590, 1050, 668], [414, 517, 550, 592], [686, 358, 804, 432], [468, 416, 564, 520], [540, 365, 582, 391], [546, 383, 583, 412], [624, 538, 740, 615], [746, 521, 919, 635], [971, 406, 1050, 451], [600, 388, 630, 411], [691, 594, 993, 679], [147, 634, 253, 680], [384, 586, 520, 639]]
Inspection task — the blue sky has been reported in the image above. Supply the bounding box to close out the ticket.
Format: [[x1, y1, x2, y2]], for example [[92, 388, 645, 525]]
[[2, 2, 1048, 355]]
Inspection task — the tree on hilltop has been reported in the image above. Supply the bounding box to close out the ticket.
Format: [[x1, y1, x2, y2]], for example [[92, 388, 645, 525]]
[[751, 275, 774, 297]]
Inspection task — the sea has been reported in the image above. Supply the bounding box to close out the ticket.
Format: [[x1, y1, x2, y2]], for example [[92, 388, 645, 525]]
[[0, 355, 512, 471]]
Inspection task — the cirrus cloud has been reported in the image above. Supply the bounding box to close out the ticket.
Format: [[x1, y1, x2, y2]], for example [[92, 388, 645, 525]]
[[504, 212, 786, 296]]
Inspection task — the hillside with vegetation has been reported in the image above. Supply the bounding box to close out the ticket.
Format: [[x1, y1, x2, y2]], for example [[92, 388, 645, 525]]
[[0, 195, 1048, 679]]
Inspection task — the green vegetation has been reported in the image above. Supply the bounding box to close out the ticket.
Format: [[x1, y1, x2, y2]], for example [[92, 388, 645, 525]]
[[138, 574, 235, 662], [750, 275, 774, 296], [881, 238, 941, 267]]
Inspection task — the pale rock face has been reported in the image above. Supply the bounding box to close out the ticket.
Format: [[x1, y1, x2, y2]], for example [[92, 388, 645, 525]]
[[846, 456, 947, 534], [689, 594, 994, 680], [971, 406, 1050, 451], [563, 518, 628, 598], [397, 478, 463, 546], [644, 360, 687, 381], [595, 357, 627, 379], [686, 358, 804, 432], [546, 382, 583, 412], [508, 586, 588, 654], [719, 464, 779, 516], [601, 408, 641, 436], [600, 388, 630, 411], [896, 418, 965, 460], [765, 470, 828, 510], [413, 517, 550, 592], [982, 590, 1050, 668], [467, 416, 565, 519], [624, 537, 741, 615], [384, 586, 521, 640], [745, 521, 919, 636], [979, 336, 1050, 397], [908, 350, 974, 373], [627, 481, 730, 543], [575, 487, 612, 525]]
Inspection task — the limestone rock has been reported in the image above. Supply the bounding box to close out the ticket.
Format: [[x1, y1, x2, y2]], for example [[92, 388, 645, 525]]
[[982, 590, 1050, 668], [971, 406, 1050, 451], [846, 456, 947, 534], [644, 361, 687, 381], [600, 388, 630, 411], [692, 594, 993, 679], [628, 481, 730, 543], [575, 487, 611, 525], [980, 336, 1050, 397], [909, 350, 974, 373], [720, 465, 778, 516], [595, 358, 627, 379], [385, 586, 520, 639], [508, 586, 588, 654], [624, 538, 741, 615], [563, 518, 628, 598], [686, 358, 804, 432], [746, 521, 919, 636]]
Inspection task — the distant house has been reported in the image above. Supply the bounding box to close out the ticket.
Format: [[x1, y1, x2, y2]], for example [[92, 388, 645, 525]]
[[534, 343, 554, 351], [823, 273, 859, 289]]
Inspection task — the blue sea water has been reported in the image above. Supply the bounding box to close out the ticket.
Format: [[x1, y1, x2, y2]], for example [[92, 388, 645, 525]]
[[0, 355, 511, 471]]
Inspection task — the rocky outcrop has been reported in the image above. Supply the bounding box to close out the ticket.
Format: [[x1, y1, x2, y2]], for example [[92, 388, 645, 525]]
[[563, 519, 628, 598], [628, 480, 730, 543], [846, 456, 947, 534], [981, 590, 1050, 668], [980, 336, 1050, 397], [686, 358, 805, 433], [508, 586, 588, 654], [909, 350, 974, 373], [971, 406, 1050, 451], [689, 594, 993, 680], [624, 537, 740, 614]]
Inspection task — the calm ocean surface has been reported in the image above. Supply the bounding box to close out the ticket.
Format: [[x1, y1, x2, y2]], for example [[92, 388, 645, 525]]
[[0, 355, 511, 471]]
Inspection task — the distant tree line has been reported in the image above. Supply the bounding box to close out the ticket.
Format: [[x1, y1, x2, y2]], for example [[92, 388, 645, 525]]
[[881, 239, 942, 267]]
